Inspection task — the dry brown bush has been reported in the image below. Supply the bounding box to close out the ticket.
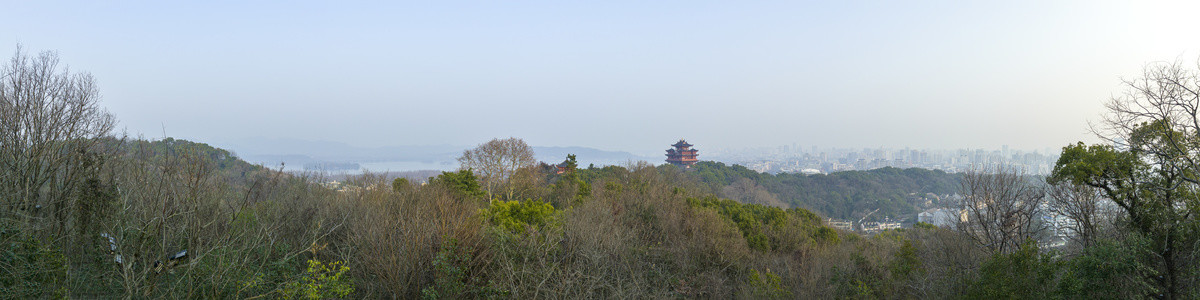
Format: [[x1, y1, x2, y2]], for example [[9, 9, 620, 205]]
[[904, 226, 985, 298], [340, 175, 487, 298], [0, 136, 366, 298]]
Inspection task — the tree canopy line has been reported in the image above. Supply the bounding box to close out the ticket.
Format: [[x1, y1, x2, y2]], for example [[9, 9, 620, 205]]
[[2, 46, 1199, 299]]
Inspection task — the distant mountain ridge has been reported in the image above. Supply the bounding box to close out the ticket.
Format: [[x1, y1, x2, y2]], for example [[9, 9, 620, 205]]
[[532, 146, 658, 166], [211, 137, 655, 172]]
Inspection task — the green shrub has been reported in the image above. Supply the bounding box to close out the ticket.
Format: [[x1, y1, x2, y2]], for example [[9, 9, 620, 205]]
[[1057, 237, 1159, 299], [814, 226, 840, 245], [967, 241, 1063, 299], [432, 169, 486, 199], [748, 268, 791, 299], [421, 238, 505, 299], [480, 199, 557, 234], [281, 259, 354, 299], [0, 229, 68, 299], [688, 196, 826, 251], [392, 177, 410, 193], [830, 251, 890, 300]]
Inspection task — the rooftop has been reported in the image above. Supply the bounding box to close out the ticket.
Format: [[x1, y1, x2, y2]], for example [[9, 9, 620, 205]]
[[671, 139, 693, 148]]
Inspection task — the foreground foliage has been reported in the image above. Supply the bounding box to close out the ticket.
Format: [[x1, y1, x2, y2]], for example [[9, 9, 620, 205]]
[[3, 136, 1196, 298], [0, 136, 983, 298]]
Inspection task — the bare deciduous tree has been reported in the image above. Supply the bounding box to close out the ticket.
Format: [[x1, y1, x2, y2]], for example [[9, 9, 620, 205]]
[[1098, 60, 1200, 183], [955, 167, 1046, 255], [1046, 181, 1109, 249], [0, 46, 115, 222], [457, 137, 536, 199], [722, 178, 787, 208]]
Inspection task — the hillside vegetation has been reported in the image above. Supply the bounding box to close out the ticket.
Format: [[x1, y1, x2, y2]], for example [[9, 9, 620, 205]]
[[5, 137, 977, 298], [6, 136, 1176, 299], [689, 162, 960, 220]]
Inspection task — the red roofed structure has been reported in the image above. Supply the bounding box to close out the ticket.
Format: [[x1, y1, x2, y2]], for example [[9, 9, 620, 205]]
[[665, 139, 699, 167]]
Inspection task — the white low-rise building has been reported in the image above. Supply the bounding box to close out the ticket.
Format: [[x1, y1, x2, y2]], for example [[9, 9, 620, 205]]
[[918, 208, 964, 228]]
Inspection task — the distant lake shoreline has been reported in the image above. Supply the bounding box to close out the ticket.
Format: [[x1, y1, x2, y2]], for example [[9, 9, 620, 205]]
[[260, 160, 459, 174], [260, 158, 652, 175]]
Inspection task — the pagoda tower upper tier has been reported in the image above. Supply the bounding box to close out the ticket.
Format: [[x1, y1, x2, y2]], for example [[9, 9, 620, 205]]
[[665, 139, 699, 167]]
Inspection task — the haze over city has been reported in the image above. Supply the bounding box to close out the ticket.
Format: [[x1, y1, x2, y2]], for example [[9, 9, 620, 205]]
[[5, 1, 1200, 157]]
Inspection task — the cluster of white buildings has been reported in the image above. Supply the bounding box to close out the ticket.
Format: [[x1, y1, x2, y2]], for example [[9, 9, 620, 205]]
[[917, 208, 966, 228], [825, 217, 903, 234]]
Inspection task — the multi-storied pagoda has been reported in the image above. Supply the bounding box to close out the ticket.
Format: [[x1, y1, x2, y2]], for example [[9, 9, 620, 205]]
[[665, 139, 699, 167]]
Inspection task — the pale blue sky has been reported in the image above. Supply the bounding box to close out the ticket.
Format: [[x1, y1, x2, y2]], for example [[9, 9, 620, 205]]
[[4, 1, 1198, 155]]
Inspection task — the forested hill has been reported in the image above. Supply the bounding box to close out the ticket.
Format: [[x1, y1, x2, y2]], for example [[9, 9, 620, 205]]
[[685, 161, 961, 220], [97, 137, 275, 185]]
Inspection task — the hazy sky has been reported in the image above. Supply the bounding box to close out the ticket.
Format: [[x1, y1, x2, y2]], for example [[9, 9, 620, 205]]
[[4, 1, 1199, 155]]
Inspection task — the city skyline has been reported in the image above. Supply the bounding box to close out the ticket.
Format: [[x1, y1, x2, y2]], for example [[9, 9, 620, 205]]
[[708, 144, 1059, 175]]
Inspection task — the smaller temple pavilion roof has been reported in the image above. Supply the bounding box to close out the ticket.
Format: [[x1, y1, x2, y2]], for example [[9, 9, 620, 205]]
[[671, 140, 693, 148]]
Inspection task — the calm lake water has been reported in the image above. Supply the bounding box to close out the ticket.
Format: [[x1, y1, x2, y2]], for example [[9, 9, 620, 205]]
[[356, 161, 459, 173], [263, 160, 458, 174]]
